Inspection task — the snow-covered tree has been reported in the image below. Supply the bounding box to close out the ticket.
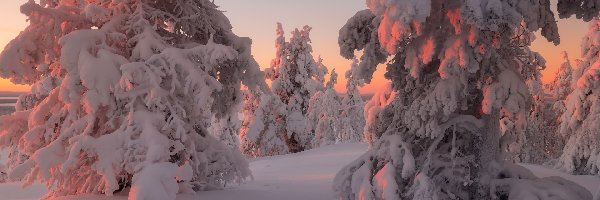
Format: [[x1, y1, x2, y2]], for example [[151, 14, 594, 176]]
[[265, 23, 327, 153], [519, 58, 563, 164], [338, 58, 366, 143], [557, 0, 600, 22], [239, 89, 289, 157], [0, 1, 265, 199], [556, 18, 600, 175], [208, 113, 241, 149], [519, 51, 573, 164], [363, 83, 396, 146], [307, 70, 342, 147], [333, 1, 591, 199], [549, 52, 574, 102]]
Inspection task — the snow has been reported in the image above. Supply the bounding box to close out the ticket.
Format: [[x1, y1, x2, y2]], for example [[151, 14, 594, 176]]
[[2, 144, 599, 200], [0, 182, 47, 200], [196, 143, 370, 200], [521, 164, 600, 194]]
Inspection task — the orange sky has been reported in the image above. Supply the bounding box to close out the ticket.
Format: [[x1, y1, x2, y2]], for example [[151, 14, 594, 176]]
[[0, 0, 589, 93]]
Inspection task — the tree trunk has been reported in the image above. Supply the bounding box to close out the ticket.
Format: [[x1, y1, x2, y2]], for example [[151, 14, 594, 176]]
[[472, 108, 501, 199]]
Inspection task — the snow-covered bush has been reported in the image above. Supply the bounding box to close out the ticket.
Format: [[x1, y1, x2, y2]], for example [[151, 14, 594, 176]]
[[264, 23, 328, 153], [333, 1, 591, 199], [0, 1, 263, 199], [557, 18, 600, 175]]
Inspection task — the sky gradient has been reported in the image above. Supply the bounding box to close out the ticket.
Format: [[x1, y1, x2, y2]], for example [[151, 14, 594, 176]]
[[0, 0, 590, 93]]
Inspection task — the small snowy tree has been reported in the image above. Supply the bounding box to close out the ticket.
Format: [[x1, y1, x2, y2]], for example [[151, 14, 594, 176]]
[[0, 1, 265, 199], [339, 58, 366, 143], [239, 89, 289, 157], [307, 70, 342, 147], [333, 1, 591, 199], [549, 52, 575, 102], [519, 51, 574, 164], [264, 23, 327, 153], [519, 57, 563, 164], [557, 18, 600, 175]]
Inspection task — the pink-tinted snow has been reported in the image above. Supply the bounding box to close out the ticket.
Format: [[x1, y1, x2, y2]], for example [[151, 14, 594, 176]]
[[1, 144, 599, 200]]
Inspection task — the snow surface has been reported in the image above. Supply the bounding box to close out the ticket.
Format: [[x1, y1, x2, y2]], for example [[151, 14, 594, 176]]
[[1, 144, 599, 200]]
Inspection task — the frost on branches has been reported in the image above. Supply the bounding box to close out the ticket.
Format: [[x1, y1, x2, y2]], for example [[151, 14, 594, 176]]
[[0, 0, 264, 199], [263, 23, 328, 153], [557, 18, 600, 176], [334, 1, 591, 199]]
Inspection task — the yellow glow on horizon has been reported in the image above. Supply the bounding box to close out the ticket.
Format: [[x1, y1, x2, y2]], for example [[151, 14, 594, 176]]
[[0, 78, 29, 92]]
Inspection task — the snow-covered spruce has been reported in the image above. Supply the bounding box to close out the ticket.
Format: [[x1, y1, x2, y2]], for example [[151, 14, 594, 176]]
[[0, 1, 265, 199], [557, 18, 600, 176], [518, 51, 573, 164], [239, 89, 290, 157], [550, 52, 575, 103], [338, 58, 366, 144], [262, 23, 328, 153], [307, 70, 342, 147], [333, 1, 591, 199]]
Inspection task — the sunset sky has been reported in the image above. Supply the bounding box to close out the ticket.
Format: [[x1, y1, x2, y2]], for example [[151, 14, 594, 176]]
[[0, 0, 589, 93]]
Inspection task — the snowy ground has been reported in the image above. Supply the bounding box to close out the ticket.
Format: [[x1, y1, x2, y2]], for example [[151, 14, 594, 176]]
[[1, 143, 599, 199]]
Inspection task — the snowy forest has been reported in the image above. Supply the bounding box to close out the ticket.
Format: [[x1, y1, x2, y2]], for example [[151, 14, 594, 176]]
[[0, 0, 600, 200]]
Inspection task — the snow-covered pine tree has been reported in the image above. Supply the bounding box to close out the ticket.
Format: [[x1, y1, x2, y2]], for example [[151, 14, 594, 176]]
[[520, 74, 548, 163], [557, 18, 600, 175], [239, 88, 289, 157], [521, 51, 573, 164], [0, 0, 265, 199], [307, 69, 342, 147], [265, 23, 327, 153], [519, 53, 562, 164], [550, 52, 575, 102], [326, 69, 338, 90], [339, 58, 366, 143], [334, 1, 591, 199]]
